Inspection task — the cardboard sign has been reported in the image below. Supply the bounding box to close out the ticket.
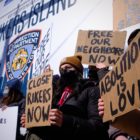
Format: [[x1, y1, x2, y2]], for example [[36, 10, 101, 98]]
[[113, 0, 140, 30], [112, 109, 140, 139], [0, 106, 18, 140], [99, 32, 140, 122], [25, 70, 53, 128], [75, 30, 126, 66]]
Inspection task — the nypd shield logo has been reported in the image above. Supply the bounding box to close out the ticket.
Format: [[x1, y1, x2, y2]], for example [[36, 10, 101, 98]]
[[6, 30, 41, 80]]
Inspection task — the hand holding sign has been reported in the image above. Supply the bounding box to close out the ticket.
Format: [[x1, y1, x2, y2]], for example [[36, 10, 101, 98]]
[[22, 108, 64, 128], [49, 109, 63, 127], [96, 63, 107, 69], [98, 98, 104, 118], [1, 105, 8, 111], [21, 113, 26, 128]]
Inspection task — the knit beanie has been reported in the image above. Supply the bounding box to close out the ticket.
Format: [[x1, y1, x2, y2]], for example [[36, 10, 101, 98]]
[[59, 55, 83, 74]]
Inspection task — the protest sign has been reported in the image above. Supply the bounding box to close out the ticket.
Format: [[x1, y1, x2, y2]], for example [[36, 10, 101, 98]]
[[99, 32, 140, 122], [0, 106, 18, 140], [25, 70, 53, 128], [75, 30, 126, 66]]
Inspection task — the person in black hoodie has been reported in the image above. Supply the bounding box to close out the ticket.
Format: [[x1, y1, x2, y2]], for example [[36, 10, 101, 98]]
[[21, 55, 109, 140], [98, 28, 140, 140]]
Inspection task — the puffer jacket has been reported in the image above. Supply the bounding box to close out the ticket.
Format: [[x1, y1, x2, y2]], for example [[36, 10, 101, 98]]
[[25, 80, 109, 140]]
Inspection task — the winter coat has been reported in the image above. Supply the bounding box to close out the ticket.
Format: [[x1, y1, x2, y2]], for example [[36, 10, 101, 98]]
[[25, 80, 109, 140]]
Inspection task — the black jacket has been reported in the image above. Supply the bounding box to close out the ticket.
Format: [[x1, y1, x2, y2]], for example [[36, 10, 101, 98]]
[[26, 80, 109, 140]]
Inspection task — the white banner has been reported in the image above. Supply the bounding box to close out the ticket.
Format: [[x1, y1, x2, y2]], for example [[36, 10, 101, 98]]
[[0, 106, 18, 140]]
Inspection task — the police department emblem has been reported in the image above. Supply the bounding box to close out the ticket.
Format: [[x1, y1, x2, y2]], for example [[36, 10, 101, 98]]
[[6, 30, 41, 80]]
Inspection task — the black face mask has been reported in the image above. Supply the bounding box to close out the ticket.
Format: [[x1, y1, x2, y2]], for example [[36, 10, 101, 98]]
[[60, 69, 78, 85]]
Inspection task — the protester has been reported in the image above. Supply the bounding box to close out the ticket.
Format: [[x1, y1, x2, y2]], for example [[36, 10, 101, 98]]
[[21, 55, 109, 140], [88, 65, 99, 85], [88, 63, 128, 140], [98, 28, 140, 140], [127, 29, 140, 45], [97, 64, 134, 140], [98, 98, 129, 140], [0, 78, 25, 140]]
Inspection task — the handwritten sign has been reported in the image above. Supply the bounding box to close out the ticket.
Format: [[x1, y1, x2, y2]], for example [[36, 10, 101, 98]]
[[33, 27, 52, 77], [99, 32, 140, 122], [25, 70, 53, 128], [0, 106, 18, 140], [75, 30, 126, 66]]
